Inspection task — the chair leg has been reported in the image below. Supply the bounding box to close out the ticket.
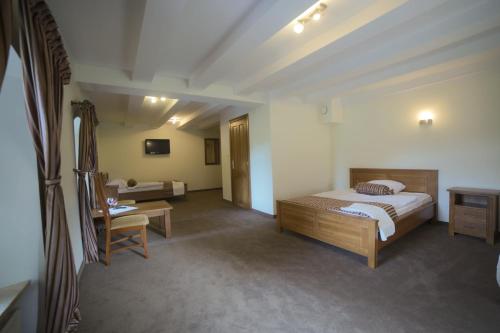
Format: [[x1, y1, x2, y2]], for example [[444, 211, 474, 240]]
[[142, 226, 149, 259], [105, 230, 111, 266]]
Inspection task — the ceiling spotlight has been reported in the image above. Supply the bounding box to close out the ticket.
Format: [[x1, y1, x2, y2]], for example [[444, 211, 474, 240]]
[[312, 11, 321, 21], [294, 20, 305, 34], [150, 97, 158, 104], [168, 117, 179, 124], [160, 97, 167, 102]]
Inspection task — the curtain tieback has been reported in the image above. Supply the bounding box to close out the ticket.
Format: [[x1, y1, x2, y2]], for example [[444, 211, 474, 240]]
[[45, 177, 61, 186], [73, 168, 96, 175]]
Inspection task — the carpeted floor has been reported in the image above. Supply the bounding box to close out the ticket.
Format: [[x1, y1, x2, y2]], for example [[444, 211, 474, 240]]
[[79, 190, 500, 333]]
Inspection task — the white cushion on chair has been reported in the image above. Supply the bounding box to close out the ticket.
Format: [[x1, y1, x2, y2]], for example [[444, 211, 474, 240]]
[[111, 214, 149, 230]]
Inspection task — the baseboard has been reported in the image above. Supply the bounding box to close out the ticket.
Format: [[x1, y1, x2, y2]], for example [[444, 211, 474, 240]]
[[188, 187, 222, 193], [252, 209, 277, 219], [223, 198, 276, 218]]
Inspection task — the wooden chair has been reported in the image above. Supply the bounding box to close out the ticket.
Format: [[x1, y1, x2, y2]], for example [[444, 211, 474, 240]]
[[94, 173, 149, 265]]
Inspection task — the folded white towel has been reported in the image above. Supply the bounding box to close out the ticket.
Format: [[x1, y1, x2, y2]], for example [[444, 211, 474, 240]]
[[172, 181, 185, 196], [340, 203, 396, 241]]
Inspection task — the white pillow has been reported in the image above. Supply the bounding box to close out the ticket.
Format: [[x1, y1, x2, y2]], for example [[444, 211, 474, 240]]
[[107, 178, 127, 189], [368, 180, 406, 194]]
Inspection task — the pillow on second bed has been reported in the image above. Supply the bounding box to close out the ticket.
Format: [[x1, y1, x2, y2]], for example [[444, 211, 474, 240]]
[[368, 180, 406, 194], [355, 182, 393, 195]]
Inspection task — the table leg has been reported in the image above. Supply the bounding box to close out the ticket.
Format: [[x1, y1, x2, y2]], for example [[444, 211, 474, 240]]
[[164, 210, 171, 239]]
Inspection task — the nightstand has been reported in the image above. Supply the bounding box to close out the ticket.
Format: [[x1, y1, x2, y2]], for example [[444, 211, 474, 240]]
[[448, 187, 500, 245]]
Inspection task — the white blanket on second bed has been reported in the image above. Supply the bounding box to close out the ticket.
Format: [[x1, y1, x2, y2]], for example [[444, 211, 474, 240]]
[[172, 181, 185, 196]]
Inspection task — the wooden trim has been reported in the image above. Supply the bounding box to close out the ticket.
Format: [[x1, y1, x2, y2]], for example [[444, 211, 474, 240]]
[[229, 114, 252, 209], [188, 187, 222, 193], [204, 138, 221, 165], [0, 281, 30, 328], [350, 168, 438, 203], [252, 208, 276, 219]]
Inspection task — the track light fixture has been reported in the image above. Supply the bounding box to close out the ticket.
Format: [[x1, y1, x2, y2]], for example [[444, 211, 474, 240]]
[[293, 3, 327, 34]]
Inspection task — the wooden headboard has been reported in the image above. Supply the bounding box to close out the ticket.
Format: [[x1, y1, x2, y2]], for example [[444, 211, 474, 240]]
[[350, 168, 438, 203]]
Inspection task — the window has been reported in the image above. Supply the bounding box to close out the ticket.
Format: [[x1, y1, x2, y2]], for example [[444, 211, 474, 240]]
[[204, 138, 220, 165]]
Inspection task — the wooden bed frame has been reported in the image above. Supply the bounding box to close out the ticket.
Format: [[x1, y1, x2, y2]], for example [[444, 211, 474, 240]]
[[106, 182, 188, 203], [276, 168, 438, 268]]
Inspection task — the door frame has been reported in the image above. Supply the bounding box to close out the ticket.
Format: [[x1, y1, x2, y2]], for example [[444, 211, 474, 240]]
[[229, 114, 252, 209]]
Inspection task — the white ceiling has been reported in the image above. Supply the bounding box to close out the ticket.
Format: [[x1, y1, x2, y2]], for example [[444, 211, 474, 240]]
[[49, 0, 500, 128]]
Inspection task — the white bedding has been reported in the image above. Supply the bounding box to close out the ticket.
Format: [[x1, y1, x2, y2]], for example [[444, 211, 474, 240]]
[[314, 189, 432, 216], [172, 181, 185, 196], [118, 181, 164, 194]]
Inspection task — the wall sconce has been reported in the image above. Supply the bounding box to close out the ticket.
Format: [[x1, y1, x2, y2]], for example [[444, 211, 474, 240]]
[[418, 110, 433, 125]]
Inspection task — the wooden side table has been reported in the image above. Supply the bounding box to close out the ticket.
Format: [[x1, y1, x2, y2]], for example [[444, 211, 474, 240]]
[[448, 187, 500, 245], [92, 200, 173, 239]]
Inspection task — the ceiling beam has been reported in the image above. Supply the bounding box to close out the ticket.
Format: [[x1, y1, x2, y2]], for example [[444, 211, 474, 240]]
[[305, 28, 500, 101], [179, 104, 227, 130], [198, 114, 222, 130], [177, 104, 220, 130], [346, 51, 500, 100], [132, 0, 188, 81], [124, 95, 146, 126], [273, 0, 500, 97], [188, 0, 317, 89], [74, 63, 266, 108], [152, 99, 189, 128], [236, 0, 448, 95]]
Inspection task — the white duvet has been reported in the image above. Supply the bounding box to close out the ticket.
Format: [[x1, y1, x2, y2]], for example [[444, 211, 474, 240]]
[[314, 189, 431, 216], [314, 189, 432, 241]]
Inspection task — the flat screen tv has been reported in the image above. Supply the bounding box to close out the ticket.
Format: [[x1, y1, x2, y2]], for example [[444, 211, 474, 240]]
[[145, 139, 170, 155]]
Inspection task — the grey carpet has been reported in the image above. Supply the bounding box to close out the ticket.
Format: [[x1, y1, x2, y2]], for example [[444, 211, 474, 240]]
[[79, 190, 500, 333]]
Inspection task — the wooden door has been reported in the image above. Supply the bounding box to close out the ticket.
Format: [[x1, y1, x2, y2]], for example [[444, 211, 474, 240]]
[[229, 115, 251, 209]]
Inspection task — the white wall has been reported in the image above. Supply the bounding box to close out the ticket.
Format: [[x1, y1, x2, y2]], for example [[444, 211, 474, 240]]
[[97, 123, 222, 191], [220, 99, 333, 215], [333, 68, 500, 221], [0, 50, 43, 333], [270, 98, 333, 204], [0, 50, 85, 333], [62, 82, 86, 271]]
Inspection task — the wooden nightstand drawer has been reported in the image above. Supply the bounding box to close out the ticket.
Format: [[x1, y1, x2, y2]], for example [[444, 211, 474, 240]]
[[448, 187, 500, 245], [454, 206, 486, 238]]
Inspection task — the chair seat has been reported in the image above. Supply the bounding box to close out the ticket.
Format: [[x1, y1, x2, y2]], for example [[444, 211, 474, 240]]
[[111, 214, 149, 230]]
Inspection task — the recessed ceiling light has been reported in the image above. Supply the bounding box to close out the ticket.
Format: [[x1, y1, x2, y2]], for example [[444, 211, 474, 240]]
[[312, 11, 321, 21], [294, 21, 305, 34], [160, 97, 167, 102], [150, 97, 158, 103], [168, 117, 180, 124]]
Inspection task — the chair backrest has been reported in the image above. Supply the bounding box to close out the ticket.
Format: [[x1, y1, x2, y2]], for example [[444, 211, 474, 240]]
[[93, 172, 112, 232]]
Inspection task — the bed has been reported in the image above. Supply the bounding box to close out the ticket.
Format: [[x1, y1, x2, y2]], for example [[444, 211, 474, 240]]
[[276, 168, 438, 268], [106, 180, 188, 203]]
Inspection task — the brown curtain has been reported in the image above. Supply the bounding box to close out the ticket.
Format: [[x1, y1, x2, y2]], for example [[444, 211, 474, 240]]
[[0, 0, 12, 89], [19, 0, 80, 332], [73, 100, 99, 263]]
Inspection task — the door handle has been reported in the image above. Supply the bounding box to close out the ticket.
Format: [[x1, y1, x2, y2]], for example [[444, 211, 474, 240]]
[[231, 160, 235, 169]]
